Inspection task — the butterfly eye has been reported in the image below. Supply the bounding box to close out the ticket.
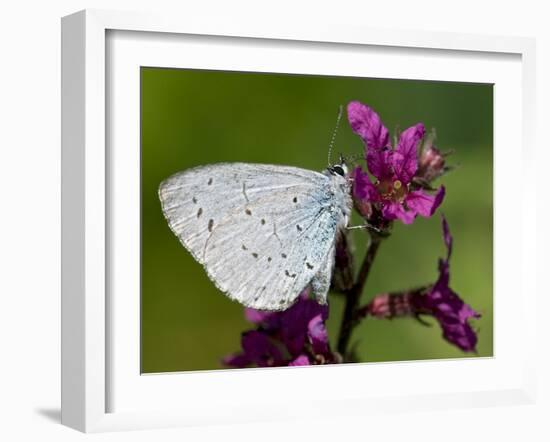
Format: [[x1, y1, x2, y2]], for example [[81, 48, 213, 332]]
[[331, 165, 346, 177]]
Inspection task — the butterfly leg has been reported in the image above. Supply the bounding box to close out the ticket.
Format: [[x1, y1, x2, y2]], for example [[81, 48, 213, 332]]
[[310, 243, 335, 305], [346, 223, 384, 233]]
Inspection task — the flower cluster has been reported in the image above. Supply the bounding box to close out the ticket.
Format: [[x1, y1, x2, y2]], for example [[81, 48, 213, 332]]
[[221, 100, 483, 368], [223, 290, 341, 368], [360, 216, 481, 352], [348, 101, 446, 225]]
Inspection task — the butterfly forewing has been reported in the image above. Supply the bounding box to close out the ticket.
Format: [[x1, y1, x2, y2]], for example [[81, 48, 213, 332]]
[[159, 163, 340, 310]]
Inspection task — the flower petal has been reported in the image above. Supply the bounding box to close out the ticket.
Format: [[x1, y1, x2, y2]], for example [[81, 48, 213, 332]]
[[435, 259, 450, 291], [382, 201, 416, 224], [279, 296, 328, 356], [418, 284, 481, 353], [289, 354, 311, 366], [222, 352, 250, 368], [392, 123, 424, 183], [241, 331, 283, 367], [244, 308, 281, 331], [440, 319, 479, 352], [367, 147, 394, 181], [352, 167, 378, 203], [347, 101, 390, 150], [307, 314, 329, 354], [458, 302, 482, 322], [244, 308, 273, 324], [405, 186, 445, 218]]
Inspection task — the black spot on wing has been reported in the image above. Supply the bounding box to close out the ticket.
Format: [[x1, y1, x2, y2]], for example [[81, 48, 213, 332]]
[[285, 270, 297, 278]]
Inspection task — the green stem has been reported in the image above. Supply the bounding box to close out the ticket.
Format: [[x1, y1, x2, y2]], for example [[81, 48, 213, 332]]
[[336, 234, 382, 358]]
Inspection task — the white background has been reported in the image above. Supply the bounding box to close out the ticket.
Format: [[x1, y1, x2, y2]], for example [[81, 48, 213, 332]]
[[0, 1, 547, 441], [109, 29, 524, 417]]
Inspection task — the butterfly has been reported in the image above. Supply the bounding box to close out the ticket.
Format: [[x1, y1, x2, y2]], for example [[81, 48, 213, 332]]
[[158, 160, 352, 311]]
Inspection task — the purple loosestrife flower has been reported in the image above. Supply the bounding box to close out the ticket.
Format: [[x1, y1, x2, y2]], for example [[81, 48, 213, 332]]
[[223, 290, 340, 368], [361, 216, 481, 352], [414, 216, 481, 351], [347, 101, 445, 225]]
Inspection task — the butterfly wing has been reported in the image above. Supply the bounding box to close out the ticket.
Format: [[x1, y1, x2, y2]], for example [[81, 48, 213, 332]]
[[159, 163, 342, 310]]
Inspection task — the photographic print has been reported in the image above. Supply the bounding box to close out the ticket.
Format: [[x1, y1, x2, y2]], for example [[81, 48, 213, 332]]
[[141, 68, 493, 373]]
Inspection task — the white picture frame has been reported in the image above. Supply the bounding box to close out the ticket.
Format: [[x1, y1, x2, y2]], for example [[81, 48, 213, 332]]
[[61, 9, 537, 433]]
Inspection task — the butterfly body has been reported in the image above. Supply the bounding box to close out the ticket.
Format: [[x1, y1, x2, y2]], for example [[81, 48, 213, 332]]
[[159, 162, 352, 311]]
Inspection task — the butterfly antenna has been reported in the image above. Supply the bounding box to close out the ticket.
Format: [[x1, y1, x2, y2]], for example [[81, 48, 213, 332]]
[[345, 152, 363, 167], [328, 105, 343, 166]]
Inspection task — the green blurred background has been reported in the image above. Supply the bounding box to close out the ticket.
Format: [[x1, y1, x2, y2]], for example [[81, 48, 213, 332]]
[[141, 67, 493, 373]]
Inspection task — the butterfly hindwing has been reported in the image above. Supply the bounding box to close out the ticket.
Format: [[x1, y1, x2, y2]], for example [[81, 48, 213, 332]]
[[204, 198, 338, 310]]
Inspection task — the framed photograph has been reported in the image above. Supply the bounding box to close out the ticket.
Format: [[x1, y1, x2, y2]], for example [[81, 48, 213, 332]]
[[61, 9, 537, 432]]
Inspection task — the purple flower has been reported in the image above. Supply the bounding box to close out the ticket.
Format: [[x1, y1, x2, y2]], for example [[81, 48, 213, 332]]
[[348, 101, 445, 225], [362, 216, 481, 352], [223, 331, 284, 368], [412, 216, 481, 352], [223, 290, 340, 368]]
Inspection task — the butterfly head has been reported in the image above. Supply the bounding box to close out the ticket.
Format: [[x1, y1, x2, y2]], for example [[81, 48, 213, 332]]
[[328, 154, 349, 178], [326, 156, 353, 223]]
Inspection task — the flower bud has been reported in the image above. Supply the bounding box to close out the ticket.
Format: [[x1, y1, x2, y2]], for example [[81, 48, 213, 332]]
[[418, 144, 446, 182], [353, 198, 373, 219], [364, 292, 414, 319]]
